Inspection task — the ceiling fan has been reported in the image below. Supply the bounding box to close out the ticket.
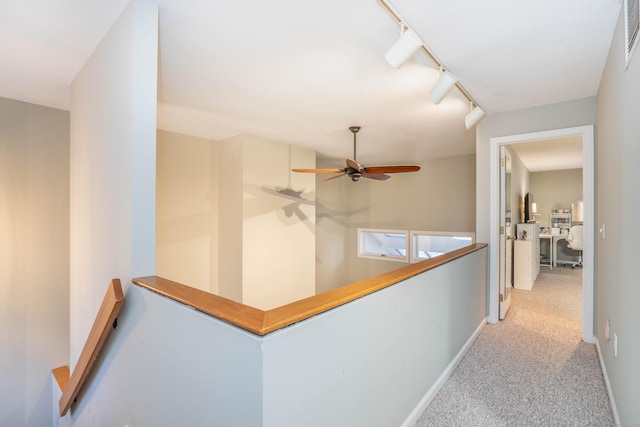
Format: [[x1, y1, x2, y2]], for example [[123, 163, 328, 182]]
[[292, 126, 421, 182]]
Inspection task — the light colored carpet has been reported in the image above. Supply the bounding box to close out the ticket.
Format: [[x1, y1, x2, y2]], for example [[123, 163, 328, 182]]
[[415, 267, 614, 426]]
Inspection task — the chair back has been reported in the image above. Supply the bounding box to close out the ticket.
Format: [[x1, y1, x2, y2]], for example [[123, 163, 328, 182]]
[[567, 225, 583, 251]]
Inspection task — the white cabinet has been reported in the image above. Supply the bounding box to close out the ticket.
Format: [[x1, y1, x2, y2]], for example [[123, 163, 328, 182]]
[[514, 222, 540, 291], [516, 223, 540, 278], [514, 240, 536, 291]]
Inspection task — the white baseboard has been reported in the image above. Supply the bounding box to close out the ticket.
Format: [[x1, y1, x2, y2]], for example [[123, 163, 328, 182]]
[[595, 337, 621, 426], [401, 317, 487, 427]]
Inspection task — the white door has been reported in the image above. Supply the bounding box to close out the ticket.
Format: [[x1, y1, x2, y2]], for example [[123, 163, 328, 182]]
[[499, 146, 513, 319]]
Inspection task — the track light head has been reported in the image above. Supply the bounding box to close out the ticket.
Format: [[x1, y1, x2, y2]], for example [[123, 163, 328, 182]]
[[379, 1, 483, 129], [430, 70, 458, 104], [465, 105, 485, 129], [385, 28, 423, 69]]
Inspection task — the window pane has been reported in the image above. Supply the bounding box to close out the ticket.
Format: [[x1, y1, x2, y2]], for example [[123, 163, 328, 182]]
[[358, 229, 408, 262], [412, 232, 474, 262]]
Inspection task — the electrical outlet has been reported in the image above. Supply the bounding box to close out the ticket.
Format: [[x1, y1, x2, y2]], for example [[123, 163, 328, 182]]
[[614, 333, 618, 357]]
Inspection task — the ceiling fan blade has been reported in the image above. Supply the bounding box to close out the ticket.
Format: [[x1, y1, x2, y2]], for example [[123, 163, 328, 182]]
[[294, 128, 418, 183], [292, 168, 344, 174], [345, 158, 363, 172], [363, 173, 391, 181], [324, 172, 347, 181], [363, 165, 421, 174]]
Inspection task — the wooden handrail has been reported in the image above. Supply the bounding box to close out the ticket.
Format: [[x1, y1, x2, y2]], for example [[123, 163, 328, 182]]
[[57, 279, 125, 416], [134, 243, 487, 336]]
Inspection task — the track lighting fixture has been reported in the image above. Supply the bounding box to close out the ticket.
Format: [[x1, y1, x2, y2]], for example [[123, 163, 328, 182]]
[[464, 105, 485, 129], [430, 70, 458, 104], [379, 0, 484, 128], [385, 26, 423, 69]]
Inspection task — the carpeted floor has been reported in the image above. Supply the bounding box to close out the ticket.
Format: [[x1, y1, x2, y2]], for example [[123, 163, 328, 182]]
[[415, 267, 614, 426]]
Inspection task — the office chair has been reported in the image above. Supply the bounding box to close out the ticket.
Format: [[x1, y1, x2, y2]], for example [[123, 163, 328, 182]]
[[567, 225, 583, 269]]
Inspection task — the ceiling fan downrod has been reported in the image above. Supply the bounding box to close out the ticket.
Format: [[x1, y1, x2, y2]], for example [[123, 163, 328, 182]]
[[349, 126, 360, 161]]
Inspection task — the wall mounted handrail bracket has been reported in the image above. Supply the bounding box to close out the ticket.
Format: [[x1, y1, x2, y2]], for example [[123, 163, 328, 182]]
[[52, 366, 70, 393], [58, 278, 125, 416]]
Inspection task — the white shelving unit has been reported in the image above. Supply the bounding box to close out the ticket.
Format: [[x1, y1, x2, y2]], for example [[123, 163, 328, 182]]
[[550, 211, 571, 232]]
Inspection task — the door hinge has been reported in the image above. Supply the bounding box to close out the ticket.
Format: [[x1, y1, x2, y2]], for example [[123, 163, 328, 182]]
[[499, 293, 504, 302], [500, 226, 505, 235], [500, 158, 505, 167]]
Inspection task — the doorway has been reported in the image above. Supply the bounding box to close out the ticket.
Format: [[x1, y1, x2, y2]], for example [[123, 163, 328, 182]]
[[487, 125, 595, 343]]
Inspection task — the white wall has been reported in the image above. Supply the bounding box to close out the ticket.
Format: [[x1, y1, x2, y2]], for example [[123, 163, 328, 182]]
[[69, 0, 157, 407], [0, 98, 70, 427], [596, 6, 640, 425], [68, 284, 264, 426], [62, 247, 486, 426], [263, 248, 487, 427]]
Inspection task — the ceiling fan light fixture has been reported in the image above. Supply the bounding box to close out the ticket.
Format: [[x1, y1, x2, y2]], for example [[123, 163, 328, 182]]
[[465, 105, 485, 129], [292, 126, 420, 182], [385, 27, 423, 69], [430, 70, 458, 104]]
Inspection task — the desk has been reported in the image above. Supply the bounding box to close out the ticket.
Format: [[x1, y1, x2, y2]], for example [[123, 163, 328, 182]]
[[539, 234, 567, 268]]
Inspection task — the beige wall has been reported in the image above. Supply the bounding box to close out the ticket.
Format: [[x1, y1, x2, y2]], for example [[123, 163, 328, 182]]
[[158, 136, 475, 299], [502, 151, 583, 265], [596, 5, 640, 424], [0, 97, 70, 427], [316, 154, 476, 290], [530, 168, 582, 262], [315, 165, 351, 293], [217, 138, 243, 302], [530, 169, 582, 228], [241, 136, 316, 309], [157, 131, 215, 293], [157, 131, 316, 309]]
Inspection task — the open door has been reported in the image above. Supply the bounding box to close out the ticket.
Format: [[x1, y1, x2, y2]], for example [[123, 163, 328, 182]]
[[499, 146, 513, 319]]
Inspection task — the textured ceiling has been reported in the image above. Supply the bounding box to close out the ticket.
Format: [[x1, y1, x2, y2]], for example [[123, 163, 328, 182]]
[[0, 0, 621, 167]]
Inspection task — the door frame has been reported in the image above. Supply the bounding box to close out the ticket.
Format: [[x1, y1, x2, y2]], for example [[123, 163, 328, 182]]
[[487, 125, 595, 343], [498, 146, 512, 319]]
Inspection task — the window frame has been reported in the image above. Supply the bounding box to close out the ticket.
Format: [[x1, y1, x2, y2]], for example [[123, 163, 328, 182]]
[[409, 230, 476, 264], [357, 228, 409, 263]]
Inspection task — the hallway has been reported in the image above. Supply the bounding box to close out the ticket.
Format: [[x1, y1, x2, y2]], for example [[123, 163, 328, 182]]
[[415, 267, 614, 426]]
